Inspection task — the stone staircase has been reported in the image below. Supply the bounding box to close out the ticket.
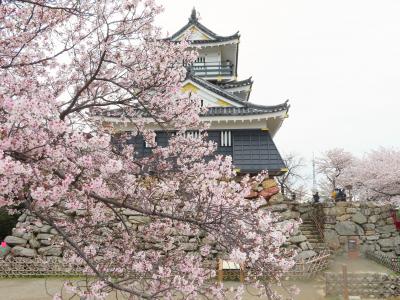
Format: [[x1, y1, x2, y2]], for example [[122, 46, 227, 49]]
[[300, 219, 327, 251]]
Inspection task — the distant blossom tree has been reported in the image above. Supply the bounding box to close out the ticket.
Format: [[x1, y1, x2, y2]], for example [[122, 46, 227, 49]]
[[348, 148, 400, 204], [0, 1, 297, 299], [316, 148, 355, 195]]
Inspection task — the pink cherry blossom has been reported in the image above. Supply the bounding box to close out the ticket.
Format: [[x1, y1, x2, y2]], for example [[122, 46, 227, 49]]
[[347, 148, 400, 204], [0, 1, 296, 299]]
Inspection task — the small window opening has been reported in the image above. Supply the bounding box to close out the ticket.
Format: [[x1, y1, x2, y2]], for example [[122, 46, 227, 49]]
[[220, 131, 232, 147], [185, 131, 200, 139]]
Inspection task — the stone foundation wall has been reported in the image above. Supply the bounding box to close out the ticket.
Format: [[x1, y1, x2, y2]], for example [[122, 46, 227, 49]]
[[1, 195, 316, 260], [4, 200, 397, 261], [267, 195, 318, 260], [315, 202, 399, 258]]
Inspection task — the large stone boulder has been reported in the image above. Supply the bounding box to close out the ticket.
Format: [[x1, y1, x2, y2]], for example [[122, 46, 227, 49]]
[[351, 213, 367, 225], [39, 225, 52, 233], [4, 236, 27, 246], [337, 214, 352, 222], [378, 238, 394, 248], [296, 250, 317, 260], [269, 204, 288, 212], [289, 235, 307, 244], [335, 206, 347, 215], [376, 225, 396, 234], [346, 208, 358, 214], [363, 223, 375, 231], [29, 238, 40, 248], [11, 228, 25, 238], [11, 246, 36, 257], [38, 246, 62, 256], [324, 229, 340, 249], [22, 232, 33, 240], [368, 215, 380, 223], [269, 193, 284, 204], [335, 221, 364, 236], [299, 242, 310, 250], [366, 235, 379, 241], [36, 233, 53, 240]]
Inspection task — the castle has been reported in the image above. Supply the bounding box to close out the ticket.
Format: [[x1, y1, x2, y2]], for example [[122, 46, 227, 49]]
[[97, 8, 289, 177]]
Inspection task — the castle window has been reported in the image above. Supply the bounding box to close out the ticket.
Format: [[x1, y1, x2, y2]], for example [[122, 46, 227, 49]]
[[195, 57, 205, 63], [185, 131, 200, 139], [220, 131, 231, 147]]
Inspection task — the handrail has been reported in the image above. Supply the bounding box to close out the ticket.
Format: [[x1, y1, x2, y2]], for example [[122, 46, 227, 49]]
[[192, 61, 233, 67], [189, 61, 233, 76], [310, 204, 325, 241]]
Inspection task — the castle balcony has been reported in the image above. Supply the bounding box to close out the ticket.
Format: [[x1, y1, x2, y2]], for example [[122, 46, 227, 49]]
[[189, 61, 233, 78]]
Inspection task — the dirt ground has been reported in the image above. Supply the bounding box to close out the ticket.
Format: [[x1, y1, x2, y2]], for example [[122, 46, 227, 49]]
[[0, 255, 396, 300]]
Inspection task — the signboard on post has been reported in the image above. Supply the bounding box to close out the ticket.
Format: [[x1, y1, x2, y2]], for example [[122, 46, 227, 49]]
[[348, 237, 359, 259]]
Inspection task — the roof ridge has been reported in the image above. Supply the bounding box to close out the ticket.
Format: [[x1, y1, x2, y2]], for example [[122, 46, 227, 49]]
[[169, 10, 239, 41]]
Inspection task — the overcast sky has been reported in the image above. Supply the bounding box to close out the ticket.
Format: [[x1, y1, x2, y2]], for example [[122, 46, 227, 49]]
[[157, 0, 400, 175]]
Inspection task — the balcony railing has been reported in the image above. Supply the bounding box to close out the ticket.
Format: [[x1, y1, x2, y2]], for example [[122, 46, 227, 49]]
[[189, 61, 233, 77]]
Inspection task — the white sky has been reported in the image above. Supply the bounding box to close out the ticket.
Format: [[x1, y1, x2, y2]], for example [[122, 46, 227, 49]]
[[157, 0, 400, 171]]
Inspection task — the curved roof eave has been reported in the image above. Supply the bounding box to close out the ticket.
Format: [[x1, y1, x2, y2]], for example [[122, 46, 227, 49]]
[[201, 102, 289, 117], [216, 77, 253, 89], [186, 75, 289, 112]]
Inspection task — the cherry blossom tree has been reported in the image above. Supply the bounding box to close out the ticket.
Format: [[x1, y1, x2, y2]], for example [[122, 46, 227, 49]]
[[348, 148, 400, 204], [0, 1, 297, 299], [315, 148, 355, 195]]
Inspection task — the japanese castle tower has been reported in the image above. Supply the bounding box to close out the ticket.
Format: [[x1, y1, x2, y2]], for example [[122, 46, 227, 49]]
[[99, 9, 289, 176]]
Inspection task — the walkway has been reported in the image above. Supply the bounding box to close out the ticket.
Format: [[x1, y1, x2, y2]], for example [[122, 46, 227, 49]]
[[0, 255, 395, 299]]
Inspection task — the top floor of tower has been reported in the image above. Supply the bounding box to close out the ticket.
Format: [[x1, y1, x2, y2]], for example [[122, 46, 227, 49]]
[[168, 8, 240, 82]]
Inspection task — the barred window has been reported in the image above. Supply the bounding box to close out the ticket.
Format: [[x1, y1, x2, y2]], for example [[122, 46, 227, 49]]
[[220, 131, 232, 147], [195, 57, 205, 63], [185, 131, 200, 139]]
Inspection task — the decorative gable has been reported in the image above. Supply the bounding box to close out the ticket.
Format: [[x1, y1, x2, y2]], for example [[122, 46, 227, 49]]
[[173, 25, 214, 42], [181, 79, 244, 108]]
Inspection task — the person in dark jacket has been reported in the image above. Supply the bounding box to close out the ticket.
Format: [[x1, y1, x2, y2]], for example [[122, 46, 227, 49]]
[[313, 192, 320, 203]]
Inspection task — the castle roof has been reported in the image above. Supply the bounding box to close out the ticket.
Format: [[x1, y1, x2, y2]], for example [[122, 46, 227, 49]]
[[169, 8, 240, 44], [92, 100, 288, 119]]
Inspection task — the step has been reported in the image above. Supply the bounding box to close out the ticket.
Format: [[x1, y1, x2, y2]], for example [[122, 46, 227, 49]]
[[303, 232, 320, 236], [310, 245, 325, 249], [299, 225, 316, 229], [305, 235, 321, 240], [307, 239, 322, 243], [311, 243, 327, 247], [300, 228, 318, 232], [301, 230, 319, 233]]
